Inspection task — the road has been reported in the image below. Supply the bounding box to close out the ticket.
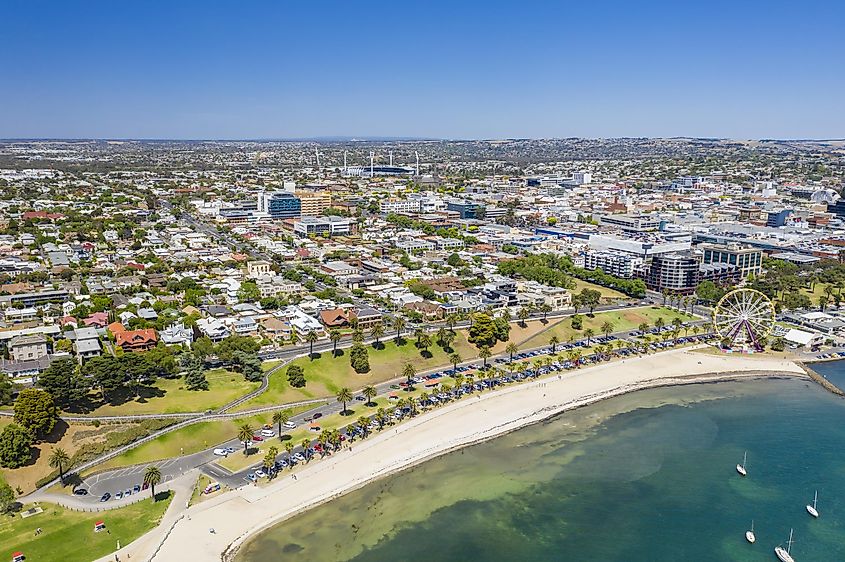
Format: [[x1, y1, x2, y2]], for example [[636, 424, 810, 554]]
[[64, 314, 710, 504]]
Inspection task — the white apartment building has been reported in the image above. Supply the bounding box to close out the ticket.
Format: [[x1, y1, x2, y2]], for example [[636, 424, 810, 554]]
[[294, 216, 352, 238], [583, 251, 644, 279]]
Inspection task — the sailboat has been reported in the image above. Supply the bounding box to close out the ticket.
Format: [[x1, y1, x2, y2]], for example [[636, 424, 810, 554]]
[[745, 520, 756, 544], [736, 451, 747, 476], [774, 528, 795, 562], [806, 490, 819, 518]]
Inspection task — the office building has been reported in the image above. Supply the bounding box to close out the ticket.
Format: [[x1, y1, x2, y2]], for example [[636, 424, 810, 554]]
[[298, 191, 332, 216], [294, 216, 353, 238], [583, 251, 643, 279], [699, 244, 762, 279], [645, 253, 701, 294], [446, 200, 481, 219], [599, 214, 660, 232]]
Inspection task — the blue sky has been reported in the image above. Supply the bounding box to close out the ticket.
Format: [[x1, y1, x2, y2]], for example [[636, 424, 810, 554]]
[[1, 0, 843, 139]]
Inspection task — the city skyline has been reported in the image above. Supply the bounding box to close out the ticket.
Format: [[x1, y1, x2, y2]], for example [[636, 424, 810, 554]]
[[2, 0, 843, 139]]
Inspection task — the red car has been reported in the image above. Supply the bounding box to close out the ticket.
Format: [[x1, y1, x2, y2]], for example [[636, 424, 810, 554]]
[[252, 435, 264, 442]]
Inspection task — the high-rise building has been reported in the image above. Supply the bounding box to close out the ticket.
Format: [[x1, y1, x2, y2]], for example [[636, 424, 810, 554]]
[[645, 253, 701, 294], [258, 191, 301, 219], [298, 192, 332, 216]]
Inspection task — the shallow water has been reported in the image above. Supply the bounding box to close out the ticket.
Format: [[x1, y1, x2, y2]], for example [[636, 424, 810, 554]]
[[238, 378, 845, 561]]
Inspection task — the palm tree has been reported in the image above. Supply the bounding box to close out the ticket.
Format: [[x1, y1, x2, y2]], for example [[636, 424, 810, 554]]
[[466, 374, 475, 390], [402, 362, 416, 388], [692, 325, 701, 337], [479, 345, 492, 369], [539, 303, 552, 322], [357, 416, 370, 437], [370, 323, 385, 348], [264, 446, 278, 473], [601, 321, 614, 340], [300, 438, 312, 460], [144, 465, 162, 501], [505, 342, 519, 363], [417, 333, 432, 355], [445, 314, 457, 332], [272, 410, 290, 437], [638, 322, 649, 333], [362, 385, 377, 406], [393, 316, 406, 342], [449, 352, 462, 374], [654, 317, 665, 333], [549, 335, 559, 353], [237, 423, 254, 455], [48, 447, 70, 483], [304, 330, 318, 359], [284, 441, 294, 459], [584, 328, 595, 346], [414, 328, 425, 346], [329, 329, 342, 357], [517, 306, 531, 327], [376, 407, 387, 429], [336, 387, 353, 415]]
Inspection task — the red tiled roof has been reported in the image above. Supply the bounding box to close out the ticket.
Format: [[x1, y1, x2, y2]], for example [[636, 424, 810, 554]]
[[115, 328, 157, 348]]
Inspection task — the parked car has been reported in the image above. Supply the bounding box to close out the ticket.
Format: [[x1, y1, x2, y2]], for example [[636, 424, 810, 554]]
[[73, 488, 88, 496], [312, 412, 323, 419], [260, 429, 276, 438], [254, 469, 267, 478], [99, 493, 110, 502], [114, 491, 123, 500], [283, 421, 297, 429], [133, 484, 141, 493], [252, 435, 264, 442], [213, 448, 229, 456]]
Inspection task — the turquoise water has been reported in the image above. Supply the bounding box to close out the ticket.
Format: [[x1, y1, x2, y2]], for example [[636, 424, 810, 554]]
[[238, 379, 845, 561]]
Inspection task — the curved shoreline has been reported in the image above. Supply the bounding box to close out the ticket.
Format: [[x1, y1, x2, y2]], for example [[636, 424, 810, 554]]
[[223, 369, 804, 561], [103, 349, 808, 562]]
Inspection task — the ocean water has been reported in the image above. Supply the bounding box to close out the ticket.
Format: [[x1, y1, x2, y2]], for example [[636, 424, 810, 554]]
[[809, 359, 845, 393], [237, 378, 845, 562]]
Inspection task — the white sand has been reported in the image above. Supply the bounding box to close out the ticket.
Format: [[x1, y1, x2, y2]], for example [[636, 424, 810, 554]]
[[101, 348, 805, 562]]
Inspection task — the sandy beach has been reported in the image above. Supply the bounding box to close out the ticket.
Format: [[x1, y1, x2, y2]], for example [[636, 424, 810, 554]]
[[100, 348, 806, 562]]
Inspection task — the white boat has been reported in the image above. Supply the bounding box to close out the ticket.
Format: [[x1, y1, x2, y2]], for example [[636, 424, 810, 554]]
[[745, 520, 756, 544], [774, 528, 795, 562], [736, 451, 747, 476], [806, 490, 819, 518]]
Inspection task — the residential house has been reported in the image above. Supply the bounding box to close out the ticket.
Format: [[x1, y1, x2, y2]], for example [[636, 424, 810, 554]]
[[319, 308, 350, 328], [352, 307, 383, 330], [259, 317, 291, 340], [72, 327, 102, 360], [9, 334, 49, 362], [83, 312, 109, 328], [195, 318, 230, 342], [114, 328, 158, 352], [159, 323, 194, 347]]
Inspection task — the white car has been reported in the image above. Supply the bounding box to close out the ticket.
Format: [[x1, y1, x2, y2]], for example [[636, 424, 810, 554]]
[[260, 429, 276, 437], [283, 421, 297, 429], [254, 469, 267, 478], [293, 452, 305, 461], [213, 448, 228, 456]]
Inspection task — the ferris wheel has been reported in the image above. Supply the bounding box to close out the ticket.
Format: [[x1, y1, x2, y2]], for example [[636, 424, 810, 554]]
[[712, 288, 775, 350]]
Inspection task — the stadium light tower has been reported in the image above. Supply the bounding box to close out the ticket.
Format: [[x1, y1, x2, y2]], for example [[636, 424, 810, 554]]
[[369, 151, 375, 177], [415, 151, 420, 175]]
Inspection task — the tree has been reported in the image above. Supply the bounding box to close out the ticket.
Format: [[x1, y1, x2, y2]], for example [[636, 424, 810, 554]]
[[264, 446, 278, 474], [695, 280, 725, 305], [301, 438, 311, 460], [571, 314, 583, 330], [771, 337, 785, 352], [370, 323, 385, 348], [237, 281, 261, 303], [336, 387, 353, 415], [14, 388, 58, 439], [192, 336, 214, 360], [272, 410, 290, 436], [579, 288, 602, 315], [144, 465, 162, 501], [237, 423, 254, 454], [436, 327, 455, 350], [449, 352, 462, 374], [393, 316, 406, 343], [0, 475, 14, 514], [0, 423, 32, 469], [517, 307, 531, 327], [182, 353, 208, 391], [362, 385, 377, 406], [83, 356, 125, 402], [304, 330, 319, 359], [401, 362, 417, 390], [601, 321, 614, 339], [0, 378, 13, 407], [505, 342, 519, 362], [232, 351, 262, 382], [549, 335, 559, 353], [216, 336, 260, 364], [284, 441, 294, 459], [287, 364, 306, 388], [329, 329, 342, 357], [349, 343, 370, 373], [584, 328, 595, 346], [351, 328, 364, 344], [539, 303, 552, 322], [48, 447, 70, 483], [478, 345, 492, 369], [445, 314, 458, 332], [376, 407, 387, 429], [38, 358, 88, 408], [654, 317, 665, 332], [468, 313, 508, 349], [416, 333, 432, 355], [638, 322, 649, 333]]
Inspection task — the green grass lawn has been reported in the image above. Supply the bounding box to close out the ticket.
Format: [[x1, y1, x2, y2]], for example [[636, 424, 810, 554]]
[[519, 307, 693, 350], [572, 279, 628, 301], [0, 494, 172, 562], [93, 406, 313, 473], [235, 333, 481, 411], [81, 369, 260, 416]]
